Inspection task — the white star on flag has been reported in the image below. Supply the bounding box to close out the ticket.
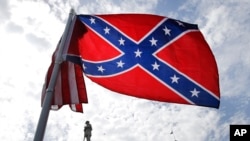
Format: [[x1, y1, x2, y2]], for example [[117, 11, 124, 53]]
[[82, 63, 87, 70], [149, 37, 158, 46], [176, 20, 185, 26], [170, 74, 180, 83], [89, 17, 95, 24], [117, 60, 125, 68], [97, 66, 105, 73], [104, 26, 110, 34], [152, 62, 160, 70], [190, 88, 200, 97], [118, 37, 125, 45], [163, 26, 171, 36], [134, 49, 142, 57]]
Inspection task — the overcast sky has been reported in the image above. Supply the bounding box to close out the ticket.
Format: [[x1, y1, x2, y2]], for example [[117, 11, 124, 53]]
[[0, 0, 249, 141]]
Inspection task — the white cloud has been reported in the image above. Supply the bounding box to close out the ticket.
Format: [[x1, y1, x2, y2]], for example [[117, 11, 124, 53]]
[[0, 0, 11, 23], [8, 0, 65, 46], [78, 0, 158, 14], [0, 0, 249, 141], [5, 21, 24, 33]]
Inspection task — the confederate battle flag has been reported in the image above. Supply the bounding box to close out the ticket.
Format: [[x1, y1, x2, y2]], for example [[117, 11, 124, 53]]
[[44, 14, 220, 111]]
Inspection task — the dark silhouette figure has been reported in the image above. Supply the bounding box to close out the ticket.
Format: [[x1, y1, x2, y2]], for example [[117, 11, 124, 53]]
[[84, 121, 92, 141]]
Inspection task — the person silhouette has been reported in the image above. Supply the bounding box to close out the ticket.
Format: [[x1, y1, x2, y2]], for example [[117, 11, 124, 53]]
[[84, 121, 92, 141]]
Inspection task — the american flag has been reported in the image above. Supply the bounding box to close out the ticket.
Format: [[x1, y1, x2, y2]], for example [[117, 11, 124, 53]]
[[42, 40, 88, 113]]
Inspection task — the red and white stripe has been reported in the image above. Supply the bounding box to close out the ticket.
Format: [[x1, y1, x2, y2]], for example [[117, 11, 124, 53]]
[[41, 47, 88, 113]]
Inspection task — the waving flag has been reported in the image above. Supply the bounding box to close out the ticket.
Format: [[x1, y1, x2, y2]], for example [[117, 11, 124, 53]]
[[67, 14, 220, 108], [42, 40, 88, 113]]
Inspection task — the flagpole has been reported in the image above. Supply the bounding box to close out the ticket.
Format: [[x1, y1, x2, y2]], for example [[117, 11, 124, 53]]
[[34, 8, 76, 141]]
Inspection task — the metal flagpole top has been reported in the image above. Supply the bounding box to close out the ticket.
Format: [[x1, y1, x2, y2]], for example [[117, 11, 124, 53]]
[[70, 8, 76, 14]]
